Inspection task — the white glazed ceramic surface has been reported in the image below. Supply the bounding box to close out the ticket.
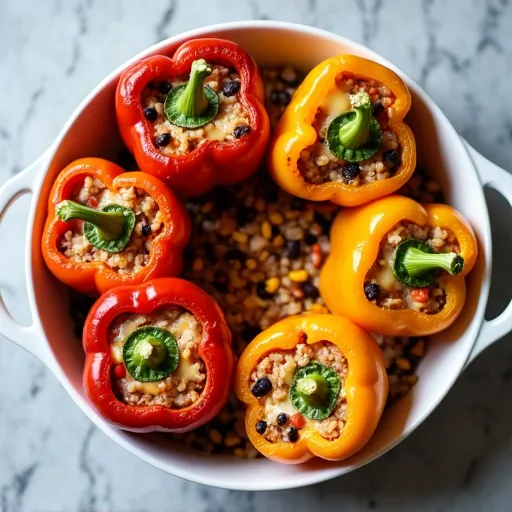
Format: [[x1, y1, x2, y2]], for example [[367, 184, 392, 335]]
[[1, 21, 512, 491]]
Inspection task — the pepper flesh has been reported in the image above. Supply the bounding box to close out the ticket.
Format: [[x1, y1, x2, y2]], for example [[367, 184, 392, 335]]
[[42, 158, 190, 295], [83, 278, 234, 433], [235, 314, 388, 464], [116, 38, 270, 197], [320, 195, 478, 336], [269, 54, 416, 206]]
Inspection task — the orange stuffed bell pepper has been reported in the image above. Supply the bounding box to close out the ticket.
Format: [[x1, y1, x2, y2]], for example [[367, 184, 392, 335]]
[[42, 158, 190, 295], [269, 55, 416, 207], [320, 195, 478, 336], [235, 314, 388, 464]]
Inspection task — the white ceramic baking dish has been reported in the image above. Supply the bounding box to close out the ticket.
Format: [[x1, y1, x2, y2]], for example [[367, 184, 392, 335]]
[[1, 21, 512, 491]]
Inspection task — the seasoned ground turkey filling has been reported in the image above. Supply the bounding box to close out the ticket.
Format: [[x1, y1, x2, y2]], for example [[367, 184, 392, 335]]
[[109, 308, 206, 408], [70, 65, 441, 458], [59, 177, 163, 273], [298, 73, 400, 186], [365, 222, 460, 313], [251, 340, 348, 442], [142, 65, 250, 155]]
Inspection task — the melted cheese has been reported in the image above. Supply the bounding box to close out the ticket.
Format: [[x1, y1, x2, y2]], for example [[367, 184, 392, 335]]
[[375, 265, 397, 292], [175, 360, 201, 381], [205, 125, 228, 141], [135, 381, 161, 396], [319, 89, 351, 119]]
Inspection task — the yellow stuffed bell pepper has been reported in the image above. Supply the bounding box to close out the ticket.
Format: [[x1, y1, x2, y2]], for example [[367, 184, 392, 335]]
[[269, 54, 416, 207], [320, 196, 478, 336], [235, 314, 388, 464]]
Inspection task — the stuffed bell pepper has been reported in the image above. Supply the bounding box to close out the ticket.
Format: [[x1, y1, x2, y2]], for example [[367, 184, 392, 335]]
[[320, 196, 478, 336], [42, 158, 190, 295], [116, 38, 270, 197], [83, 278, 234, 433], [269, 55, 416, 206], [235, 314, 388, 464]]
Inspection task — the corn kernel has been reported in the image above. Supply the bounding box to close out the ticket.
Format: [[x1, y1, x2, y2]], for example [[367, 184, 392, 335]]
[[410, 340, 425, 358], [255, 198, 266, 212], [288, 270, 309, 282], [395, 358, 411, 371], [219, 215, 236, 237], [259, 250, 270, 262], [225, 294, 237, 306], [261, 221, 272, 239], [285, 210, 299, 220], [201, 201, 215, 214], [269, 212, 284, 225], [250, 272, 265, 283], [245, 258, 257, 270], [265, 277, 280, 294], [232, 231, 248, 244], [309, 303, 325, 312], [273, 234, 284, 247], [192, 258, 204, 271]]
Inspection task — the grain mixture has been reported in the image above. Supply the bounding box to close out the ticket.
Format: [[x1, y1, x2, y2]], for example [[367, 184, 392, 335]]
[[298, 73, 400, 186], [59, 177, 163, 273], [365, 222, 460, 313], [109, 308, 206, 408], [251, 340, 349, 442], [70, 64, 442, 458], [142, 65, 250, 155]]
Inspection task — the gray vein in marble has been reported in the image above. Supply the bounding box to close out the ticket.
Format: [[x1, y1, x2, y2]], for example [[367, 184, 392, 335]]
[[78, 425, 97, 512], [155, 0, 177, 43], [356, 0, 383, 47], [66, 0, 93, 76], [0, 463, 38, 512]]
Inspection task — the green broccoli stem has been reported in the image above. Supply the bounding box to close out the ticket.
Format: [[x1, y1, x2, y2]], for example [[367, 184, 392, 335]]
[[175, 59, 212, 117], [402, 246, 464, 276], [56, 200, 126, 241], [338, 91, 373, 149], [295, 374, 329, 406], [131, 336, 168, 370]]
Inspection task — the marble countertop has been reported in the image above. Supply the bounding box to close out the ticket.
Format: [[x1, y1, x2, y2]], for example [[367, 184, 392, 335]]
[[2, 1, 512, 510]]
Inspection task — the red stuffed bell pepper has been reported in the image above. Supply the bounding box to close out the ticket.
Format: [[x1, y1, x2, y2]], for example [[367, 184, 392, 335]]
[[83, 278, 234, 433], [116, 38, 270, 197]]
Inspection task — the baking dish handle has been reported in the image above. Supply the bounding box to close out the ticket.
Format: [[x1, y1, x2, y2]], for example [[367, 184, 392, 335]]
[[0, 153, 51, 364], [464, 140, 512, 365]]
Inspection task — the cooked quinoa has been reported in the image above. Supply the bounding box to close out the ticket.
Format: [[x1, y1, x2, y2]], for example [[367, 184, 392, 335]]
[[142, 64, 250, 155], [59, 176, 163, 273], [365, 222, 460, 313], [70, 64, 443, 458], [109, 308, 206, 408], [250, 337, 349, 443], [298, 73, 400, 186]]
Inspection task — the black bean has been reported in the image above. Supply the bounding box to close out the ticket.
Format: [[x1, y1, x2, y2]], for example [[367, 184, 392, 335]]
[[314, 212, 331, 234], [291, 197, 305, 211], [225, 249, 245, 261], [233, 125, 251, 139], [342, 163, 361, 182], [265, 187, 279, 204], [286, 239, 301, 259], [251, 377, 272, 398], [301, 281, 320, 299], [372, 101, 384, 117], [143, 107, 157, 122], [156, 133, 171, 147], [270, 90, 291, 106], [271, 224, 280, 238], [223, 79, 241, 97], [158, 81, 172, 94], [287, 426, 299, 442], [256, 281, 273, 300], [383, 149, 401, 170], [276, 413, 288, 426], [242, 324, 261, 342], [364, 283, 381, 301], [237, 205, 256, 225], [304, 233, 318, 246], [255, 420, 267, 435], [141, 225, 152, 237]]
